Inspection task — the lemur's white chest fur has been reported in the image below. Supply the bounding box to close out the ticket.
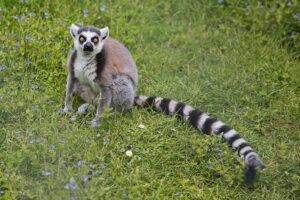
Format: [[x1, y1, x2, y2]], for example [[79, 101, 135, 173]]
[[74, 55, 100, 93]]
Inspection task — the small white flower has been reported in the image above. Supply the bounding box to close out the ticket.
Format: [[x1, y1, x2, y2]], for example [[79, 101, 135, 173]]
[[138, 124, 145, 129], [125, 150, 133, 157], [44, 171, 54, 176]]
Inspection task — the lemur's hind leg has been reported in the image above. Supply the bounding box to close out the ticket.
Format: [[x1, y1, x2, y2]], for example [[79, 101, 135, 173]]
[[91, 75, 135, 127], [110, 74, 135, 113], [74, 82, 96, 114], [91, 87, 112, 127]]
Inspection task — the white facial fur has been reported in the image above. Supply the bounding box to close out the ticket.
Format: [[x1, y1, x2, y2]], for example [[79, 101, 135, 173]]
[[70, 24, 109, 57]]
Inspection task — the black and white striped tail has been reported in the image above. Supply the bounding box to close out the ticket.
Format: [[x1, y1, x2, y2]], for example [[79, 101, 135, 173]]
[[134, 95, 265, 184]]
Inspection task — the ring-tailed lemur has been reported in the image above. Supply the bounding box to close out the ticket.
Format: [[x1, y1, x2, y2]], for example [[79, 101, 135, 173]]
[[59, 24, 265, 184]]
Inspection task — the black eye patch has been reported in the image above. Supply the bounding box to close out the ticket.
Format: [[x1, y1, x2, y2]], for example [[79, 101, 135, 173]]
[[79, 35, 86, 44]]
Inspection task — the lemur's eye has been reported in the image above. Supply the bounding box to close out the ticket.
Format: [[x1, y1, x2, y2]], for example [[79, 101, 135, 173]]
[[79, 36, 86, 43], [92, 37, 99, 44]]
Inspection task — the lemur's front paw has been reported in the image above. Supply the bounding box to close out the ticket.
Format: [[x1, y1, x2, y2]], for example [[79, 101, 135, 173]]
[[91, 118, 102, 128], [57, 107, 67, 115], [57, 106, 74, 115]]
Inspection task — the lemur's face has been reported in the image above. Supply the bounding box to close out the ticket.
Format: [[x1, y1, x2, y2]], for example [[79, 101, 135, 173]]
[[70, 24, 109, 56]]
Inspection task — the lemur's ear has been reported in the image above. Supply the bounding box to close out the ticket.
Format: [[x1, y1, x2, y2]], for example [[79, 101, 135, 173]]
[[70, 24, 79, 38], [100, 27, 109, 40]]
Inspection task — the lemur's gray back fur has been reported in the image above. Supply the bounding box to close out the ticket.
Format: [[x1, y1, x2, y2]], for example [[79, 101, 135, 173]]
[[60, 24, 265, 185]]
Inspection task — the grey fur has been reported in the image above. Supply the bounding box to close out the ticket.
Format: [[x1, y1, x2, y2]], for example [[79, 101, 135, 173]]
[[60, 24, 137, 127]]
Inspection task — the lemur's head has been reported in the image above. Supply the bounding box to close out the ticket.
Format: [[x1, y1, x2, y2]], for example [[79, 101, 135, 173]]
[[70, 24, 109, 56]]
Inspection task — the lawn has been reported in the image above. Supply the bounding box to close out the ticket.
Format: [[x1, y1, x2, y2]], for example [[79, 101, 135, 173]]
[[0, 0, 299, 199]]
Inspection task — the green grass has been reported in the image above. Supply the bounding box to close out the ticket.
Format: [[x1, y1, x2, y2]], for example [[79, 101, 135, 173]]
[[0, 0, 300, 199]]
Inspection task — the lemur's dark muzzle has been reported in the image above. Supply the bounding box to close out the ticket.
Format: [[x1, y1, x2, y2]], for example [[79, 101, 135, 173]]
[[83, 42, 93, 51]]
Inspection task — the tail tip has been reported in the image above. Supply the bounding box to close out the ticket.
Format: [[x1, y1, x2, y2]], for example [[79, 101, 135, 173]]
[[245, 165, 256, 185], [244, 162, 266, 186]]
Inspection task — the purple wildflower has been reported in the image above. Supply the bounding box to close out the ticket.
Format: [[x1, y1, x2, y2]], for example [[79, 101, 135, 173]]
[[80, 175, 89, 182], [26, 58, 30, 65], [287, 2, 292, 6], [246, 13, 250, 16], [21, 15, 26, 23], [29, 139, 35, 144], [49, 144, 56, 149], [35, 138, 40, 143], [208, 165, 213, 169], [5, 173, 10, 177], [175, 192, 181, 196], [218, 0, 224, 4], [70, 197, 76, 200], [218, 151, 223, 157], [25, 36, 31, 41], [246, 2, 250, 9], [0, 66, 7, 71], [64, 184, 77, 190], [100, 164, 106, 169], [0, 191, 4, 195], [290, 34, 296, 39], [96, 133, 101, 137], [16, 42, 20, 47], [31, 84, 39, 89], [269, 8, 274, 13], [101, 5, 107, 11], [77, 160, 83, 167], [12, 15, 18, 20], [44, 171, 54, 176], [293, 14, 300, 20]]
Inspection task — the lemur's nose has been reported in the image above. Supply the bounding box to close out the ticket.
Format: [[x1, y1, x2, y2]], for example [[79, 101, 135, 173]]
[[83, 42, 93, 51]]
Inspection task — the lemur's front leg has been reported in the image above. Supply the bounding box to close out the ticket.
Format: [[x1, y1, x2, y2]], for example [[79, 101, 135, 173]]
[[58, 74, 75, 114], [91, 87, 112, 127]]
